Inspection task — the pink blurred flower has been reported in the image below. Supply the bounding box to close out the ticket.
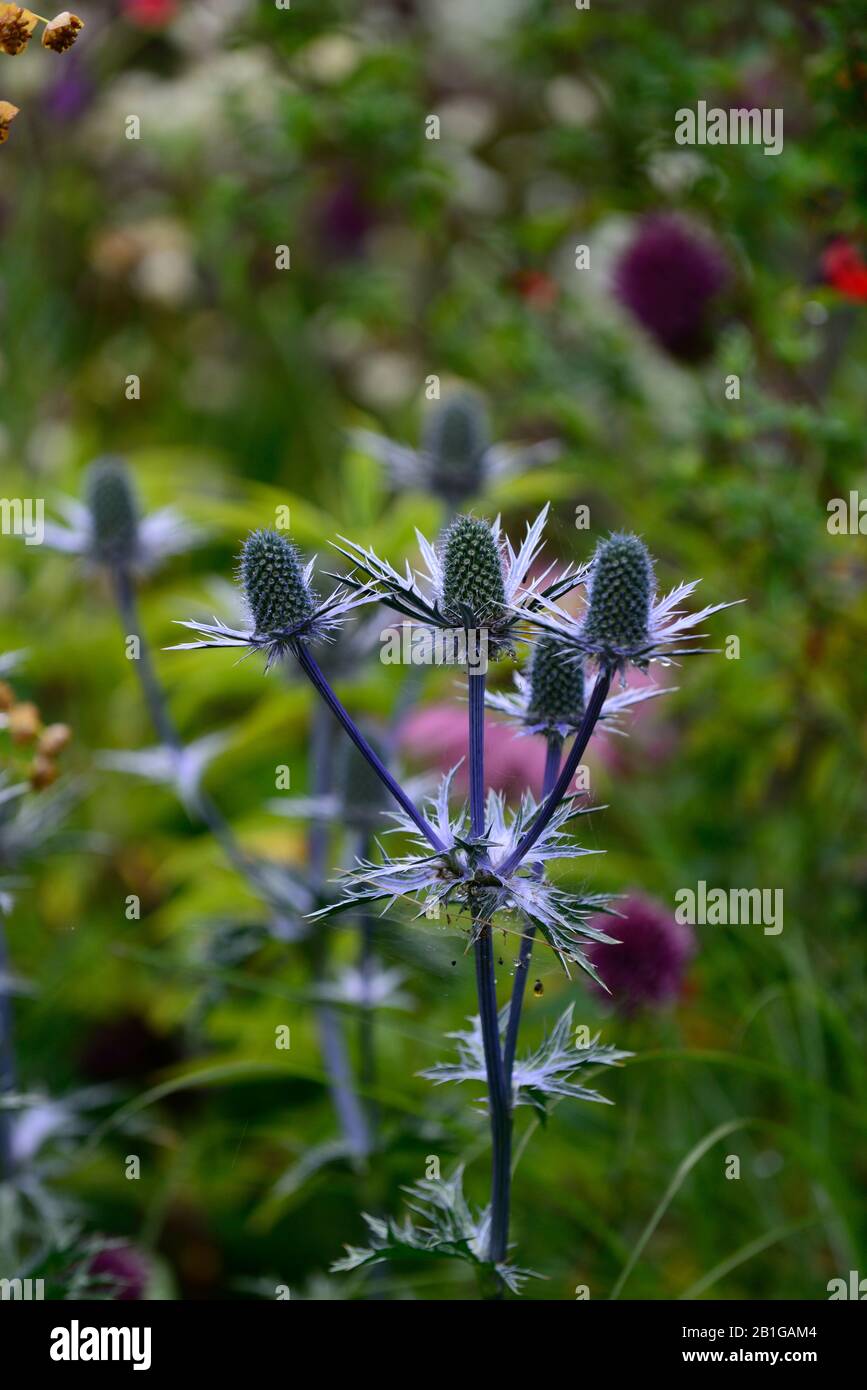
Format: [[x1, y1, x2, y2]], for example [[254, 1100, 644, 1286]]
[[88, 1244, 151, 1301], [123, 0, 177, 28], [398, 702, 548, 799], [587, 893, 695, 1016]]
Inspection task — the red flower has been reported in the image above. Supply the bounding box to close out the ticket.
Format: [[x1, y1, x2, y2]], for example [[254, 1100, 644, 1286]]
[[123, 0, 177, 28], [822, 237, 867, 302]]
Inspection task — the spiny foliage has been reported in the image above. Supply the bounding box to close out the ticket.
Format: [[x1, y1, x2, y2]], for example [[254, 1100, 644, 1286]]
[[331, 1168, 538, 1295], [527, 634, 585, 727], [441, 515, 506, 626], [239, 529, 315, 634], [85, 459, 139, 566], [583, 533, 653, 652]]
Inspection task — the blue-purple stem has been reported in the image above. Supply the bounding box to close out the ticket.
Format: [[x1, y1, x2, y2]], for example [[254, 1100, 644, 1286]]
[[499, 667, 612, 877], [468, 671, 511, 1273], [293, 644, 444, 852], [501, 734, 562, 1090], [307, 704, 372, 1161], [0, 917, 16, 1181]]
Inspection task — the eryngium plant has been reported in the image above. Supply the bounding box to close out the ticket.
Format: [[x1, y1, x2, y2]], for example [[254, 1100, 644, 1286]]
[[172, 510, 737, 1296]]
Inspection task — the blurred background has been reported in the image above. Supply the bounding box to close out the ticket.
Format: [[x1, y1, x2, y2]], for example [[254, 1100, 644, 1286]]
[[1, 0, 866, 1300]]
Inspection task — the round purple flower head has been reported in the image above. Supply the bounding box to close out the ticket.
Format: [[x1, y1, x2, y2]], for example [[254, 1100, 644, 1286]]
[[588, 893, 695, 1015], [88, 1244, 151, 1301], [614, 215, 730, 360]]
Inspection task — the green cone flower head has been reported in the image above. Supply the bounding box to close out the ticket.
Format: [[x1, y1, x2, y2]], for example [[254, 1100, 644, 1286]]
[[527, 635, 585, 729], [85, 458, 140, 567], [583, 533, 653, 656], [441, 515, 506, 627], [240, 529, 316, 634], [423, 394, 489, 501]]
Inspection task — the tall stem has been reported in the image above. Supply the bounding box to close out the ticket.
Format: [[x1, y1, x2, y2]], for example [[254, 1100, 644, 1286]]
[[306, 707, 371, 1161], [502, 734, 562, 1089], [499, 667, 611, 877], [468, 670, 511, 1270], [0, 915, 17, 1182], [294, 644, 444, 852]]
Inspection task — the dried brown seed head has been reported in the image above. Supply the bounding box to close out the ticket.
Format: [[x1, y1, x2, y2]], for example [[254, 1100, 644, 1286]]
[[41, 9, 84, 52], [0, 5, 38, 55]]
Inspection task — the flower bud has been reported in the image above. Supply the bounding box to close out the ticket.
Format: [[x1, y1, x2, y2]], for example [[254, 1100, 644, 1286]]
[[583, 533, 653, 653], [240, 529, 315, 634], [527, 634, 584, 727], [423, 395, 488, 501], [0, 5, 37, 56], [41, 10, 84, 52], [441, 515, 505, 626], [85, 458, 140, 568]]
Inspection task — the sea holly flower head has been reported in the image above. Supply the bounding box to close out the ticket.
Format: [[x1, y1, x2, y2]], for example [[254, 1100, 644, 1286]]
[[41, 10, 83, 51], [440, 514, 506, 629], [487, 631, 675, 739], [421, 1003, 631, 1115], [333, 504, 586, 661], [41, 456, 199, 575], [0, 5, 38, 54], [537, 532, 741, 676], [311, 767, 618, 981], [170, 528, 378, 670], [352, 392, 559, 505]]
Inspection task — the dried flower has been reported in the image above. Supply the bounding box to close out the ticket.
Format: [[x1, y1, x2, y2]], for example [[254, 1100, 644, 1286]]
[[0, 5, 37, 55], [41, 9, 83, 51], [29, 754, 59, 789], [587, 893, 695, 1015], [0, 98, 19, 143], [614, 214, 730, 360], [38, 723, 71, 757], [8, 702, 41, 745]]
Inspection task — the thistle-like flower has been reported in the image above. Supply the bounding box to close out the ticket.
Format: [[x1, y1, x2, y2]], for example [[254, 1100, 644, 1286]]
[[538, 532, 740, 675], [486, 631, 675, 738], [41, 457, 199, 575], [311, 768, 617, 981], [170, 529, 378, 671], [352, 392, 559, 505], [334, 505, 585, 661]]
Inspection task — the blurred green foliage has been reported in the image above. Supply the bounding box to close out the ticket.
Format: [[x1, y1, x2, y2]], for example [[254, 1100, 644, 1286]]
[[1, 0, 866, 1299]]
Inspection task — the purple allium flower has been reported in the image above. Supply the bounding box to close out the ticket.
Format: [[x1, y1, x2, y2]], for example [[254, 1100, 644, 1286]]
[[317, 176, 373, 260], [588, 893, 695, 1015], [88, 1244, 151, 1301], [614, 215, 730, 360]]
